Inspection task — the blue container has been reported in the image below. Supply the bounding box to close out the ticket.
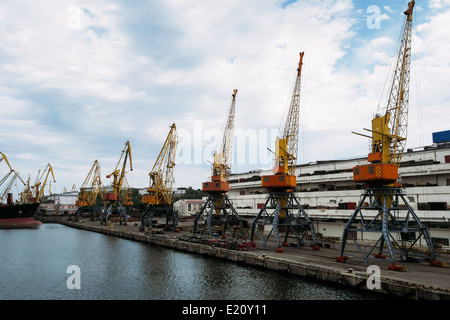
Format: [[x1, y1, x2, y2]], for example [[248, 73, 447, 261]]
[[432, 130, 450, 143]]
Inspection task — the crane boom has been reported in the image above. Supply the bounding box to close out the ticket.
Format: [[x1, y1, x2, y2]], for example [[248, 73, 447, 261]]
[[384, 0, 414, 165], [211, 89, 237, 183], [280, 51, 304, 175], [0, 152, 13, 171], [33, 163, 56, 202], [0, 153, 26, 186], [354, 1, 415, 184], [216, 89, 237, 182]]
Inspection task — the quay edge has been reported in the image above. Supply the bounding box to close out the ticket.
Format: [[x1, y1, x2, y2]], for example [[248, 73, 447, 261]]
[[58, 220, 450, 300]]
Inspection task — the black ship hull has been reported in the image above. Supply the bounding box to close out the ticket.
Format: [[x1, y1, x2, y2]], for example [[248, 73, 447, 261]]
[[0, 203, 41, 229]]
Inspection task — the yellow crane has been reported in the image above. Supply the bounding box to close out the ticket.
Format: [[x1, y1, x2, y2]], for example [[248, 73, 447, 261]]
[[0, 152, 26, 204], [75, 160, 105, 221], [250, 52, 317, 253], [100, 141, 133, 225], [1, 152, 13, 171], [30, 163, 56, 203], [352, 1, 414, 185], [338, 1, 436, 268], [140, 123, 179, 230], [0, 153, 41, 229], [193, 89, 243, 238], [20, 174, 33, 204], [207, 89, 238, 188]]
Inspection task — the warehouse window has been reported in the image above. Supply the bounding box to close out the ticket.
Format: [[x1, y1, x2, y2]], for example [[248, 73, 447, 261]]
[[418, 202, 448, 210], [401, 231, 416, 242], [432, 237, 449, 247], [346, 230, 357, 240], [428, 202, 447, 210]]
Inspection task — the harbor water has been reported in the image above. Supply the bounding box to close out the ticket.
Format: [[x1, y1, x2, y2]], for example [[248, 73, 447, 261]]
[[0, 223, 383, 300]]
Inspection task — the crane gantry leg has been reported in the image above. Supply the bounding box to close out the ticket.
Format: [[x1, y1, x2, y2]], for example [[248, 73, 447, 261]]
[[338, 187, 436, 266], [140, 204, 178, 231], [250, 191, 318, 253], [193, 193, 243, 239], [100, 202, 128, 225], [75, 205, 101, 222]]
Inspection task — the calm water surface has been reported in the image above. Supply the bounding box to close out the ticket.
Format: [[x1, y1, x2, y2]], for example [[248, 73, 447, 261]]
[[0, 224, 383, 300]]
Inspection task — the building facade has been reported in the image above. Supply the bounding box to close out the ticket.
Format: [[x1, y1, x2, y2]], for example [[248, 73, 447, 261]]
[[39, 191, 79, 215], [227, 137, 450, 249], [173, 199, 203, 217]]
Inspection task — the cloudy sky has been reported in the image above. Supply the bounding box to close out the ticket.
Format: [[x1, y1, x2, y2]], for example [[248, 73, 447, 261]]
[[1, 0, 449, 195]]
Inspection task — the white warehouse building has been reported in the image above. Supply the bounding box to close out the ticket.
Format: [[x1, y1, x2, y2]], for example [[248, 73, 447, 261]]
[[227, 133, 450, 249]]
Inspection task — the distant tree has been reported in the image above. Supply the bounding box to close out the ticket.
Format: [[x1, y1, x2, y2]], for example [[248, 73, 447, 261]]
[[173, 186, 207, 201]]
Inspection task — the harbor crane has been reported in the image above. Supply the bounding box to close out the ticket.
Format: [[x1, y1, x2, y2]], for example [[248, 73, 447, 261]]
[[0, 152, 26, 204], [75, 160, 105, 221], [193, 89, 243, 238], [29, 163, 56, 203], [250, 52, 317, 253], [100, 141, 133, 225], [337, 0, 436, 269], [140, 123, 179, 230], [20, 175, 33, 204], [0, 152, 13, 172]]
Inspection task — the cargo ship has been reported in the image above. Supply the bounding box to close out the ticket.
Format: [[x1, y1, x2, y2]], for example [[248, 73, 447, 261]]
[[0, 193, 41, 229]]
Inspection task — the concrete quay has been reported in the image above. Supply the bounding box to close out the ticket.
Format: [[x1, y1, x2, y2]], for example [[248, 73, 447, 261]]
[[59, 219, 450, 300]]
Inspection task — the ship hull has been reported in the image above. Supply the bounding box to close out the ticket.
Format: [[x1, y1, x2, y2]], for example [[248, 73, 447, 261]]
[[0, 203, 41, 229]]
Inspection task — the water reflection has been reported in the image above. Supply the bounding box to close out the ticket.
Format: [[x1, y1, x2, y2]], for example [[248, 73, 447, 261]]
[[0, 224, 382, 300]]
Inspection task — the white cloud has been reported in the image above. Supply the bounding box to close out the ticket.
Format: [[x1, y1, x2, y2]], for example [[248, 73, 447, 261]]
[[429, 0, 450, 9], [0, 0, 448, 193]]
